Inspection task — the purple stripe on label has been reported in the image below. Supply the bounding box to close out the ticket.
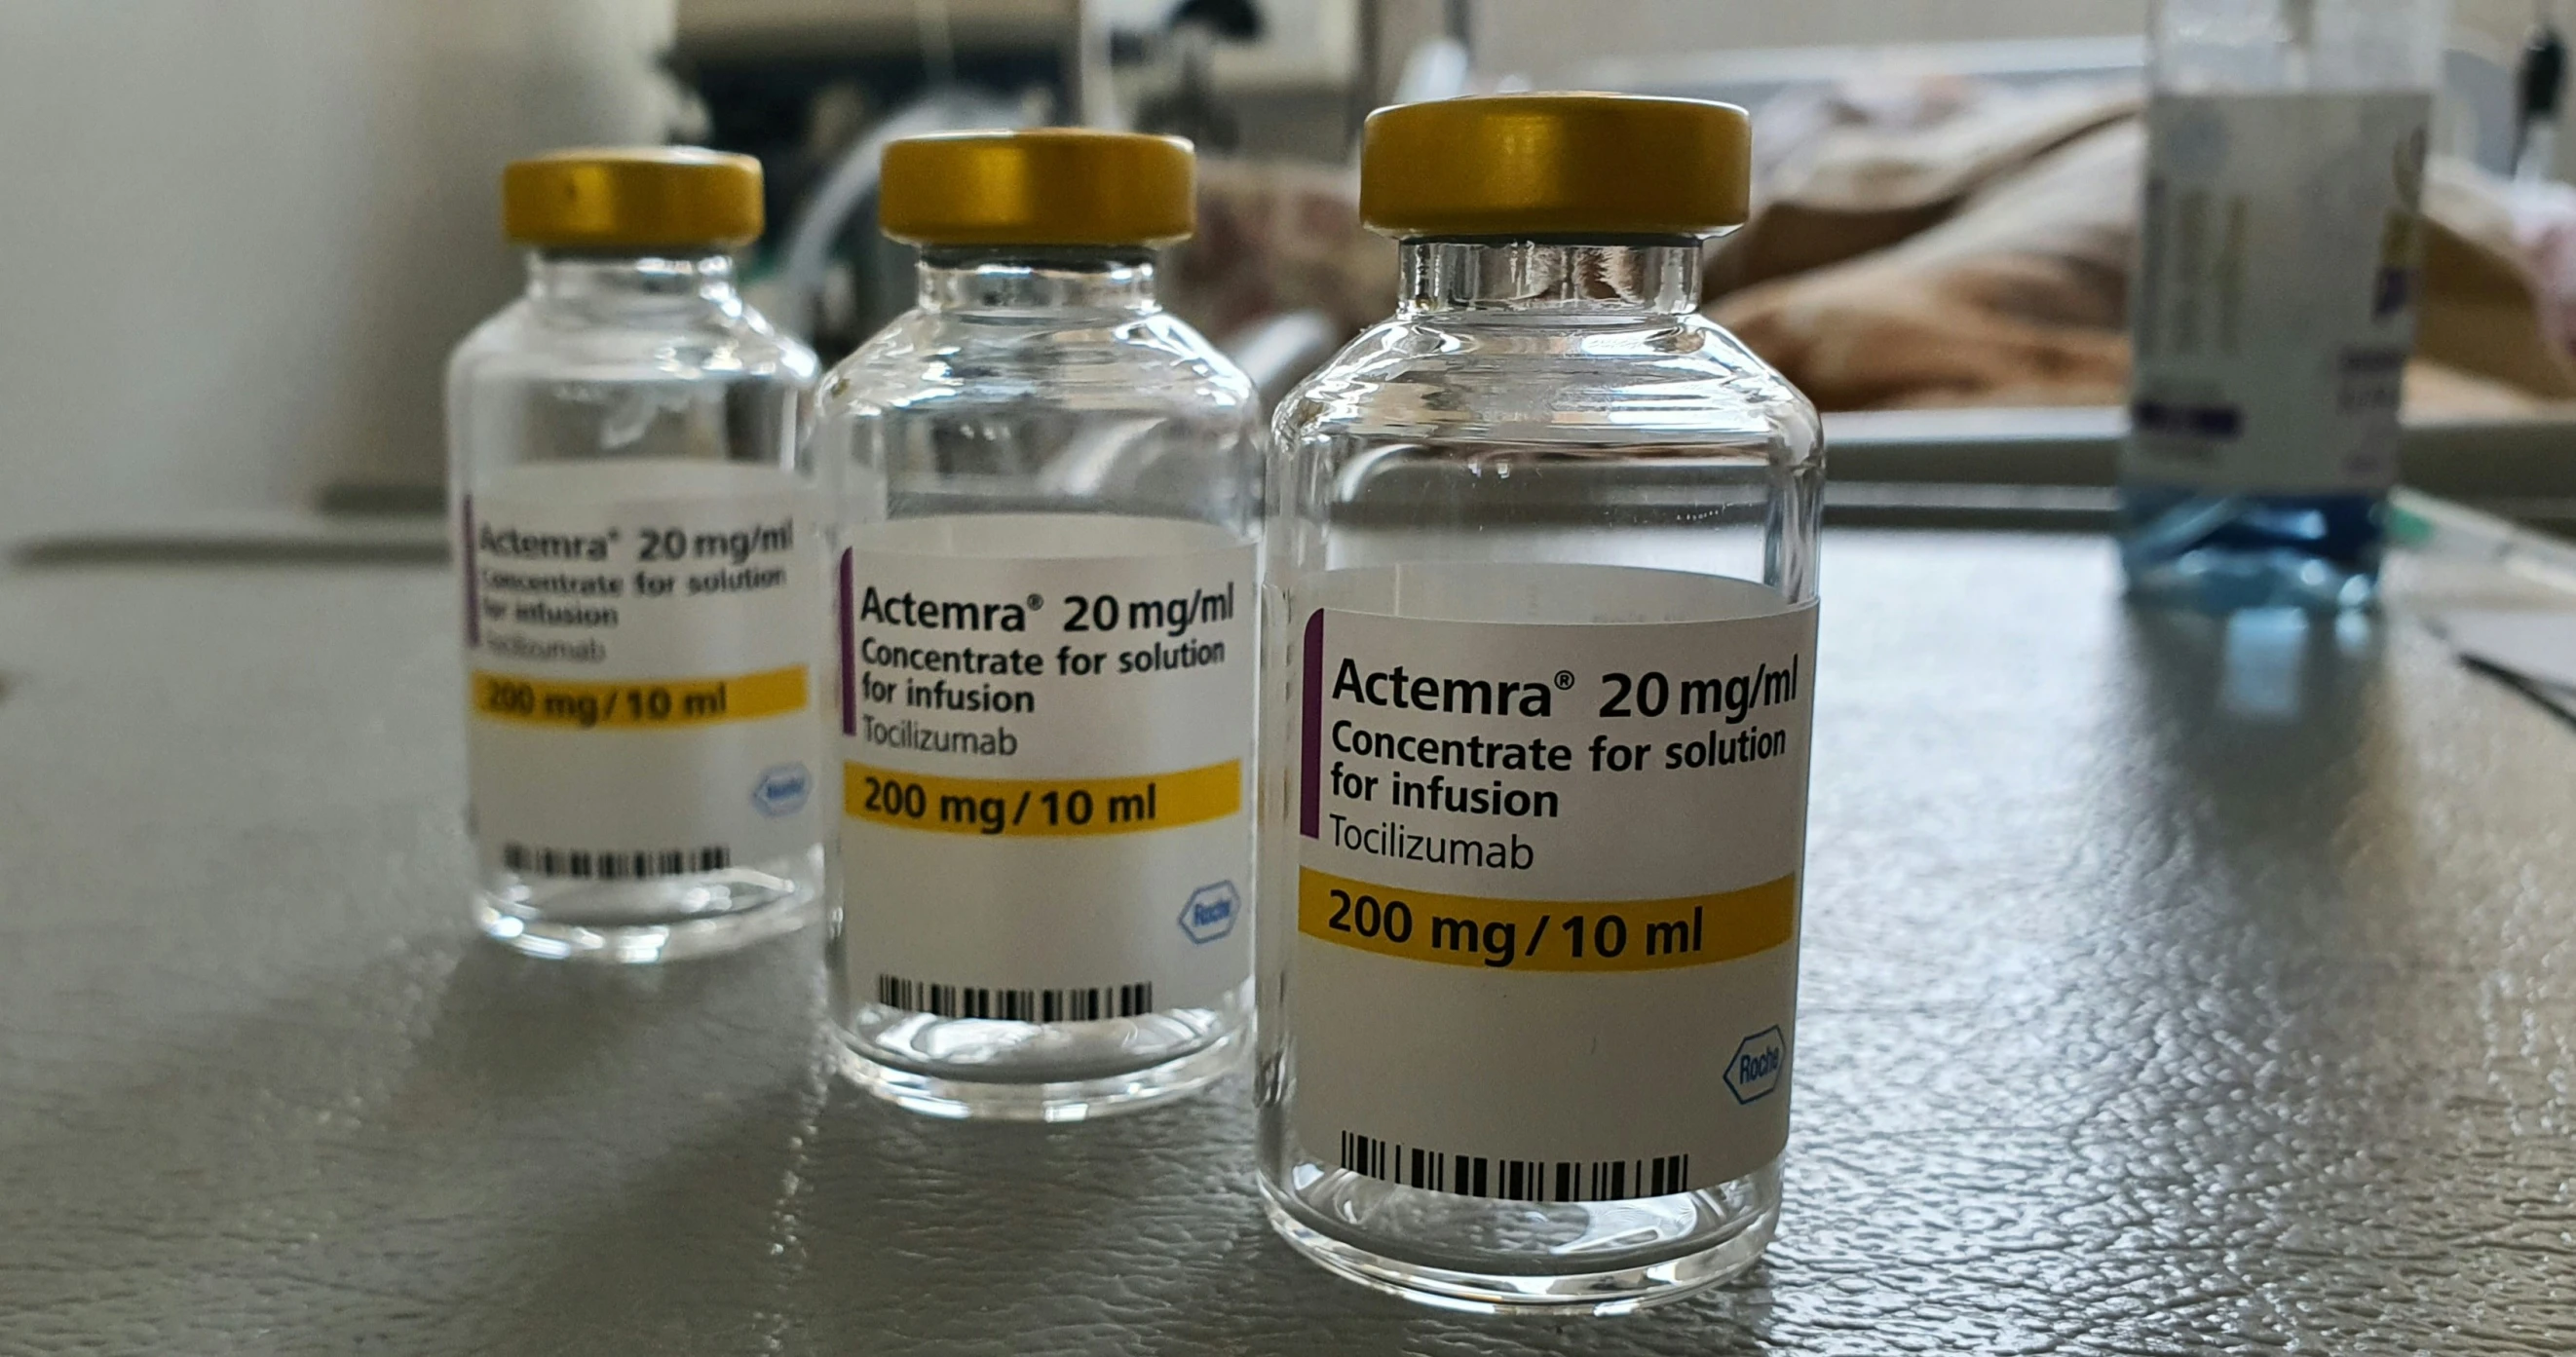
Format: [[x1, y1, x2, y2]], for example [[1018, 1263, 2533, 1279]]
[[1301, 608, 1323, 839], [461, 495, 478, 648], [839, 547, 856, 736]]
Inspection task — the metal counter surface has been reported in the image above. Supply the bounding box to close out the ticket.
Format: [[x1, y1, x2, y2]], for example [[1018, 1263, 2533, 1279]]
[[2, 531, 2570, 1355]]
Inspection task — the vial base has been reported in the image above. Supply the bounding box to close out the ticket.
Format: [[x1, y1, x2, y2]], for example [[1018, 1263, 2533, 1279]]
[[1259, 1159, 1779, 1315], [833, 990, 1248, 1121], [2119, 487, 2383, 614], [474, 845, 823, 963]]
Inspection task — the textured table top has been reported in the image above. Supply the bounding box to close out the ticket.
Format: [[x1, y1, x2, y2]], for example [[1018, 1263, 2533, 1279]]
[[4, 530, 2572, 1355]]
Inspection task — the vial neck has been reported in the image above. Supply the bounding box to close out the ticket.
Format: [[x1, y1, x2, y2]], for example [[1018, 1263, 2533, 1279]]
[[525, 251, 743, 318], [1398, 240, 1704, 320], [916, 248, 1160, 316]]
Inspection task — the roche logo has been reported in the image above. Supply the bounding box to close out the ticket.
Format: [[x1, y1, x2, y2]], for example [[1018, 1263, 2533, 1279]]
[[1179, 882, 1239, 944], [1725, 1027, 1785, 1105], [749, 763, 812, 817]]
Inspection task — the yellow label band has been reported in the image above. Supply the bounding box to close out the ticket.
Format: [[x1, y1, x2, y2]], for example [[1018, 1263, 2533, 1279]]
[[472, 664, 808, 730], [1297, 868, 1795, 972], [845, 760, 1242, 837]]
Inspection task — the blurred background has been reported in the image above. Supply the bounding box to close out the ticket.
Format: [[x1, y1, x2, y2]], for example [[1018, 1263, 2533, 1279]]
[[9, 0, 2576, 537]]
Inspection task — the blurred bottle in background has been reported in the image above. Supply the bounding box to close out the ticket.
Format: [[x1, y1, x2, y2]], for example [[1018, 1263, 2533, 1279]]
[[2120, 0, 2448, 613]]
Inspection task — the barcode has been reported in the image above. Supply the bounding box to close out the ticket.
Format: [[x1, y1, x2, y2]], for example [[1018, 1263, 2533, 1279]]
[[1337, 1131, 1692, 1203], [875, 974, 1155, 1022], [499, 843, 732, 880]]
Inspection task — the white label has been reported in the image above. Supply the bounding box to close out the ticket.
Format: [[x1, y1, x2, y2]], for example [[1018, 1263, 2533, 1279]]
[[2126, 90, 2432, 493], [462, 461, 825, 880], [837, 514, 1255, 1020], [1288, 563, 1816, 1201]]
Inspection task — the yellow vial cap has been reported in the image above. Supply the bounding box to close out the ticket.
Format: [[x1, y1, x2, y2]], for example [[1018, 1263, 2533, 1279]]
[[503, 147, 764, 250], [1361, 94, 1752, 238], [879, 130, 1196, 247]]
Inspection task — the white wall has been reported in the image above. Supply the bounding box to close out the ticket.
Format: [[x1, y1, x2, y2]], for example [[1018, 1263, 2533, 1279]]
[[0, 0, 677, 531]]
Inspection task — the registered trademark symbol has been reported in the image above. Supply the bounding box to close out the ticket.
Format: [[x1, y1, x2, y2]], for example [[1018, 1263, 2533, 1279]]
[[1554, 670, 1575, 690], [1027, 594, 1043, 610]]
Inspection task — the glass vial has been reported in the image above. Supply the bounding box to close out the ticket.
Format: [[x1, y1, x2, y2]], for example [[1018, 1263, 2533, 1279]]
[[447, 149, 825, 962], [817, 132, 1262, 1119], [1259, 95, 1823, 1312], [2120, 0, 2448, 611]]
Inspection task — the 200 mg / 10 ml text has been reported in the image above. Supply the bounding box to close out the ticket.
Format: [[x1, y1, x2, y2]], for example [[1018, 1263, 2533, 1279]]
[[843, 760, 1242, 839], [471, 665, 807, 731], [486, 680, 723, 725], [861, 775, 1160, 834], [1325, 887, 1706, 968], [1296, 868, 1799, 974]]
